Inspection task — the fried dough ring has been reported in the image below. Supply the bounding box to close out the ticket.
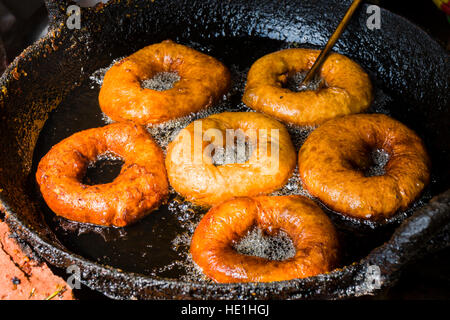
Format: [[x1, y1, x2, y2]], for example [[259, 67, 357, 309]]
[[165, 112, 296, 206], [36, 123, 169, 227], [299, 114, 431, 220], [99, 40, 231, 125], [242, 48, 373, 126], [190, 195, 339, 283]]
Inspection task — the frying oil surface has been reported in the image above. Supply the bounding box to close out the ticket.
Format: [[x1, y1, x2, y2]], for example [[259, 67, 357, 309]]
[[234, 227, 296, 261], [141, 72, 181, 91], [33, 38, 429, 282], [285, 71, 324, 92]]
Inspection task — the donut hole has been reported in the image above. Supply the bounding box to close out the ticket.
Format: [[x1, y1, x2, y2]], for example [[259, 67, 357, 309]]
[[82, 152, 124, 185], [363, 148, 390, 177], [282, 71, 325, 92], [141, 72, 180, 91], [348, 148, 390, 177], [232, 226, 296, 261], [210, 135, 255, 166]]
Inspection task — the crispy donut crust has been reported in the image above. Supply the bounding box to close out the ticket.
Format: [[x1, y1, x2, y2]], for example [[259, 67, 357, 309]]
[[299, 114, 431, 220], [99, 40, 231, 125], [190, 195, 339, 283], [242, 48, 373, 126], [36, 123, 169, 227], [165, 112, 297, 206]]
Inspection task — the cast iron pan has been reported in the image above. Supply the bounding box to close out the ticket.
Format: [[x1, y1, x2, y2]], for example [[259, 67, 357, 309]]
[[0, 0, 449, 299]]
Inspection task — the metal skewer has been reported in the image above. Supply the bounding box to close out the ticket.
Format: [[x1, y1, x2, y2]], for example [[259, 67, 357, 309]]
[[299, 0, 363, 87]]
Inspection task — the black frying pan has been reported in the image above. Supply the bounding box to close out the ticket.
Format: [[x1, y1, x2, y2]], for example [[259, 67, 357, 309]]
[[0, 0, 449, 299]]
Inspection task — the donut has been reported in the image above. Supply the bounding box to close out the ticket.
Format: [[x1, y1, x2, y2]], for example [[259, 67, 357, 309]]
[[36, 122, 169, 227], [190, 195, 339, 283], [99, 40, 231, 125], [242, 48, 373, 126], [165, 112, 297, 206], [298, 114, 431, 220]]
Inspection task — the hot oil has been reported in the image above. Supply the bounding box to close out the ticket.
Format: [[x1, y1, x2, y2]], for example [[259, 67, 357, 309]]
[[234, 227, 296, 261], [82, 152, 124, 186], [141, 72, 181, 91], [364, 149, 390, 177], [284, 71, 324, 92], [31, 37, 432, 281]]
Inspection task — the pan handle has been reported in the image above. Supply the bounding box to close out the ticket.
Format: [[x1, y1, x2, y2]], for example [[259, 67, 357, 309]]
[[366, 189, 450, 283]]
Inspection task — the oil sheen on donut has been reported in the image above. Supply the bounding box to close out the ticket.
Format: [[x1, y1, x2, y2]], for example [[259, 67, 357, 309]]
[[299, 114, 431, 220], [99, 40, 231, 125], [242, 48, 373, 126], [190, 195, 339, 283], [165, 112, 297, 207], [36, 122, 169, 227]]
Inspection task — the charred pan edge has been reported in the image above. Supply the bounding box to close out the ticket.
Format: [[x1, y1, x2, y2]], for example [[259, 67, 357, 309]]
[[0, 0, 449, 299], [3, 190, 450, 300]]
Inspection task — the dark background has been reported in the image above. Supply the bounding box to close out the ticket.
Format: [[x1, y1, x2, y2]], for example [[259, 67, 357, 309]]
[[0, 0, 448, 300]]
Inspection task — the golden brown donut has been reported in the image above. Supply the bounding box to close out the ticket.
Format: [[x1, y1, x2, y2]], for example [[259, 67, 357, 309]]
[[165, 112, 297, 207], [99, 40, 231, 125], [36, 122, 169, 227], [190, 195, 339, 283], [298, 114, 431, 220], [242, 48, 373, 126]]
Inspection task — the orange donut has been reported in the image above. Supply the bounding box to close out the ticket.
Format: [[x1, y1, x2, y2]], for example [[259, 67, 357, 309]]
[[165, 112, 297, 206], [190, 195, 339, 283], [36, 123, 169, 227], [99, 40, 231, 125], [242, 48, 373, 126], [299, 114, 431, 220]]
